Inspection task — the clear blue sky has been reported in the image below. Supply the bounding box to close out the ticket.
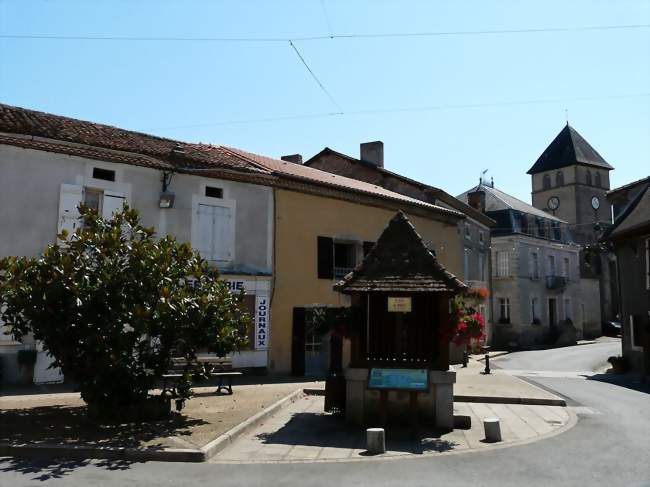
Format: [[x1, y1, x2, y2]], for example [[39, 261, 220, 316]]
[[1, 0, 649, 202]]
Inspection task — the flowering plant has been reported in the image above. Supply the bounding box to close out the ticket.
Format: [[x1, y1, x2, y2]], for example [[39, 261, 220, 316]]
[[464, 287, 489, 300], [443, 298, 486, 347]]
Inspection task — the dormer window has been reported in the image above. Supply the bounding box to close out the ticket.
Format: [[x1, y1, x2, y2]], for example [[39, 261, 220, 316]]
[[556, 171, 564, 186], [595, 172, 602, 188], [543, 174, 551, 190], [586, 171, 593, 186]]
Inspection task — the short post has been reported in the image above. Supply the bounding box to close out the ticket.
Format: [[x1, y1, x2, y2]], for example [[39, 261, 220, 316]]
[[367, 428, 386, 454], [462, 349, 468, 368], [483, 417, 502, 442], [484, 353, 491, 374]]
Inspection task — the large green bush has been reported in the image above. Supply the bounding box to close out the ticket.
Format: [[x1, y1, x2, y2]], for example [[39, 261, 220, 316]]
[[0, 204, 249, 419]]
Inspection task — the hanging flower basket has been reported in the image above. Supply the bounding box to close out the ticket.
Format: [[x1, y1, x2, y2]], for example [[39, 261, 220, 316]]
[[464, 287, 489, 301], [443, 298, 486, 347]]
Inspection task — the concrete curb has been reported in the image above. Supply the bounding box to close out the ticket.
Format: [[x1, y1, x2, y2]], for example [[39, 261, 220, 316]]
[[453, 395, 566, 406], [200, 388, 305, 460], [0, 388, 306, 463]]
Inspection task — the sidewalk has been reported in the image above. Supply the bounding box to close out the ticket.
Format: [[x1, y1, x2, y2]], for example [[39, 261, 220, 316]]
[[211, 394, 574, 463], [454, 359, 566, 405]]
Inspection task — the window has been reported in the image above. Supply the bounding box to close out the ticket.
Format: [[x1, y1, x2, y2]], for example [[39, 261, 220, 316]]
[[595, 172, 602, 188], [551, 222, 561, 241], [529, 251, 540, 280], [464, 223, 471, 240], [531, 297, 540, 323], [645, 238, 650, 289], [496, 251, 509, 277], [478, 252, 486, 282], [92, 167, 116, 182], [334, 242, 357, 278], [205, 186, 223, 198], [564, 298, 572, 321], [479, 231, 485, 245], [556, 171, 564, 186], [586, 170, 592, 186], [629, 316, 643, 351], [83, 188, 102, 213], [196, 203, 234, 262], [499, 298, 511, 323], [548, 255, 556, 277], [543, 174, 551, 190], [463, 248, 471, 280], [58, 184, 126, 240], [563, 257, 570, 281]]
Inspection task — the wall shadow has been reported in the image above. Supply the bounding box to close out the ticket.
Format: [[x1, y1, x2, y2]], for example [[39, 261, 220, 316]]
[[586, 373, 650, 394]]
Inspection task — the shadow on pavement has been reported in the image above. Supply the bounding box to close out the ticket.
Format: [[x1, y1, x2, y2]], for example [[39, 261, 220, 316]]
[[586, 373, 650, 394], [255, 412, 458, 455], [0, 456, 142, 482]]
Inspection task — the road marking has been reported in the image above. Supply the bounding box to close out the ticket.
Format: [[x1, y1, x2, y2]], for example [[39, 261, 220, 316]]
[[570, 406, 602, 416]]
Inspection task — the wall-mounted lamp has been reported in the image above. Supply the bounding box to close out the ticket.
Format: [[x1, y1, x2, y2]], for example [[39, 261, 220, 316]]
[[159, 171, 175, 209]]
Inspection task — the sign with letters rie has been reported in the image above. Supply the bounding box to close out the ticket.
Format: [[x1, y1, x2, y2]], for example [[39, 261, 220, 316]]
[[387, 296, 412, 313], [368, 367, 429, 391], [368, 368, 428, 391]]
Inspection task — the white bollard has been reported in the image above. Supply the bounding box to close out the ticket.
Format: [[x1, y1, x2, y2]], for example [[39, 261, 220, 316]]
[[366, 428, 386, 454], [484, 417, 502, 442]]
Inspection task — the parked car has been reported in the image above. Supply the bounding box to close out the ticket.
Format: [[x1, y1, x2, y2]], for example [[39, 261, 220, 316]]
[[602, 320, 622, 337]]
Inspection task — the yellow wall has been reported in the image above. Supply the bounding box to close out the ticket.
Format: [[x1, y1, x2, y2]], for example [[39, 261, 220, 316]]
[[270, 188, 462, 373]]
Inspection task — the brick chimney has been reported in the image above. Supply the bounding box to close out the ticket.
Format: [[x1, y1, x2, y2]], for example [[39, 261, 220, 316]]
[[360, 141, 384, 168], [281, 154, 303, 164], [467, 188, 486, 213]]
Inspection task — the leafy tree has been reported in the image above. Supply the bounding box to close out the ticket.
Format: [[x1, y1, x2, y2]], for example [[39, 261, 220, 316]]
[[0, 205, 249, 419]]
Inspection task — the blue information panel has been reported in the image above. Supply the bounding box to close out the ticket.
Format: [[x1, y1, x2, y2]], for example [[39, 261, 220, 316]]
[[367, 368, 429, 391]]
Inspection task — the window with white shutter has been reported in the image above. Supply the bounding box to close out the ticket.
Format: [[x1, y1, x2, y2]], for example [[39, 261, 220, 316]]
[[101, 190, 126, 219], [496, 251, 509, 277], [58, 184, 83, 240], [529, 252, 539, 280], [196, 203, 234, 263]]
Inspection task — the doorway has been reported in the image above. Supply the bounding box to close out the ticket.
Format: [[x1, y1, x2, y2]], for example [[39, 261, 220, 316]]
[[548, 298, 558, 328]]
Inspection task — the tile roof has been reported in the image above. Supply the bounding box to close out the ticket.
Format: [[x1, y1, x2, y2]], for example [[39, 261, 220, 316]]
[[304, 147, 494, 226], [335, 211, 466, 293], [0, 103, 463, 218], [225, 146, 463, 217], [602, 180, 650, 240], [527, 124, 613, 174], [0, 103, 270, 174]]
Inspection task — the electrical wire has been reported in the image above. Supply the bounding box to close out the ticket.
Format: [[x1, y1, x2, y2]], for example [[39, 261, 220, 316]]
[[288, 40, 342, 112], [149, 92, 650, 130], [1, 24, 648, 43]]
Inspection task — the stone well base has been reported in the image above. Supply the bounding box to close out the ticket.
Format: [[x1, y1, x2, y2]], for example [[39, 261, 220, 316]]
[[343, 368, 456, 430]]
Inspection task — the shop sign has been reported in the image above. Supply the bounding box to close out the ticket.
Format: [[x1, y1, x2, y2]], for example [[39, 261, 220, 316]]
[[255, 295, 269, 350]]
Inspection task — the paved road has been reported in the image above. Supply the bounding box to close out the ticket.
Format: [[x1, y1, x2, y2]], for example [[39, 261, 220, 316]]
[[2, 340, 648, 487], [492, 338, 621, 374]]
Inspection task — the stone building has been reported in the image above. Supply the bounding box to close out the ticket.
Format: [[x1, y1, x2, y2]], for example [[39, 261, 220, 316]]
[[527, 124, 618, 323], [603, 177, 650, 377], [457, 182, 601, 348]]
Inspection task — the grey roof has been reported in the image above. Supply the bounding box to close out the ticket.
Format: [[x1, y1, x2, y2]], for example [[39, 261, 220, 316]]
[[603, 181, 650, 240], [457, 183, 566, 223], [527, 124, 613, 174], [334, 212, 466, 293]]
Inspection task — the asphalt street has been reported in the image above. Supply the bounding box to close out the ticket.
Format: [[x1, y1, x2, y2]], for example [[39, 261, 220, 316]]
[[1, 339, 648, 487]]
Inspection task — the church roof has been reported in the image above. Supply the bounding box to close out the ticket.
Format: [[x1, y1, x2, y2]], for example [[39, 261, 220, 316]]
[[334, 212, 466, 293], [527, 124, 613, 174]]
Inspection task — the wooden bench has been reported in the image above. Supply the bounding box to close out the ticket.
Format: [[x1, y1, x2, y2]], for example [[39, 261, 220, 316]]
[[163, 356, 243, 395]]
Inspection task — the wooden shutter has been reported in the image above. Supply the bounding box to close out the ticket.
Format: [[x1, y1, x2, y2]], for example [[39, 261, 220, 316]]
[[197, 204, 214, 261], [317, 236, 334, 279], [212, 205, 233, 262], [291, 307, 306, 376], [363, 241, 375, 257], [58, 184, 83, 240]]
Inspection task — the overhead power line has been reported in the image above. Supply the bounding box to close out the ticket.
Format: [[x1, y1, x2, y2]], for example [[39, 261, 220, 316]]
[[149, 92, 650, 130], [1, 24, 649, 43], [288, 40, 342, 112]]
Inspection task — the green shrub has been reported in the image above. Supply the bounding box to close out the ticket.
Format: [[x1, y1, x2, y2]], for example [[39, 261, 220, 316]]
[[0, 204, 250, 419]]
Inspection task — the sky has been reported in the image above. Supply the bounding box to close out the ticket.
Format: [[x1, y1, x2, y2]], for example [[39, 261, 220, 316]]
[[1, 0, 649, 202]]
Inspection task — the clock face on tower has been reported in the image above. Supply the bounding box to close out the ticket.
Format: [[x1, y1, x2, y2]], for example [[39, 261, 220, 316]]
[[591, 196, 601, 210], [547, 196, 560, 210]]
